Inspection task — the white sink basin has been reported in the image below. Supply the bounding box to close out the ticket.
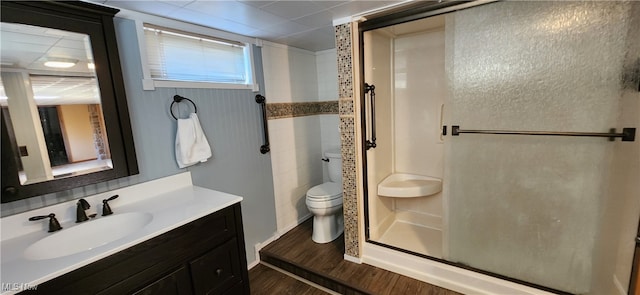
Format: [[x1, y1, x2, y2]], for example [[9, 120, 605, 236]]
[[378, 173, 442, 198], [24, 212, 153, 260]]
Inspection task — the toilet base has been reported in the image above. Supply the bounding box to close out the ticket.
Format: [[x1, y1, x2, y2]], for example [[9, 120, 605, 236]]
[[311, 210, 344, 243]]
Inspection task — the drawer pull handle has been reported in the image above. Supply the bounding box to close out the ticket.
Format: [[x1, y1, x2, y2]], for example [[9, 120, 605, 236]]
[[216, 269, 223, 276]]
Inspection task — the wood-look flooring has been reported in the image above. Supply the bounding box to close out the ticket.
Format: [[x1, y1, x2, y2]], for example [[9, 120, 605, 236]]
[[255, 218, 462, 295], [249, 264, 330, 295]]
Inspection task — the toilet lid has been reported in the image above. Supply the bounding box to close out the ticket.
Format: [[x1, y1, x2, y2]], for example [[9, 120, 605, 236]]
[[307, 182, 342, 200]]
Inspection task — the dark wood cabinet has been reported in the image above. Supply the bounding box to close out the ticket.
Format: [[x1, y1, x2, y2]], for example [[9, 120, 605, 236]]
[[190, 239, 243, 294], [132, 266, 192, 295], [21, 204, 250, 295]]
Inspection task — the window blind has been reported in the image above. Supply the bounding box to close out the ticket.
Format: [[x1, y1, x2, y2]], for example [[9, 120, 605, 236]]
[[144, 24, 248, 84]]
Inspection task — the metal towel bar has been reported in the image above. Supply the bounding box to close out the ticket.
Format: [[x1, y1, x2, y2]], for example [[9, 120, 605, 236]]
[[451, 125, 636, 142]]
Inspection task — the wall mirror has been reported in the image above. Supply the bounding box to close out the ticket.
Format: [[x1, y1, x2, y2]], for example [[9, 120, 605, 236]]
[[1, 1, 138, 203]]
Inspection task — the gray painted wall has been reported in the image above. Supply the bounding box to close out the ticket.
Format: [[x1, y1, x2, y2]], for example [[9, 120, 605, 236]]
[[1, 17, 278, 265]]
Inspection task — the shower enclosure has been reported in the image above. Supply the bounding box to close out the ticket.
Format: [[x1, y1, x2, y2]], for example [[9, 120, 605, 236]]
[[360, 1, 640, 294]]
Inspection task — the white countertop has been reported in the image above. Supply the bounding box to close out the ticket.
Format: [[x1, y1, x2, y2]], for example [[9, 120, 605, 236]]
[[0, 172, 242, 294]]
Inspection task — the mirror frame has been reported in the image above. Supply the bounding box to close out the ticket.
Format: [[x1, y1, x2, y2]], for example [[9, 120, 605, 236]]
[[1, 1, 138, 203]]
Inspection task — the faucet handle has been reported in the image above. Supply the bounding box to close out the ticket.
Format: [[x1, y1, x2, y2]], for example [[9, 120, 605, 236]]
[[102, 195, 119, 216], [29, 213, 63, 232], [78, 198, 90, 210]]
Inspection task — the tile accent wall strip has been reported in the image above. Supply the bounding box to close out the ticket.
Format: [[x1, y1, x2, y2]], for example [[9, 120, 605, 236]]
[[336, 25, 354, 99], [266, 101, 339, 119], [335, 23, 359, 258]]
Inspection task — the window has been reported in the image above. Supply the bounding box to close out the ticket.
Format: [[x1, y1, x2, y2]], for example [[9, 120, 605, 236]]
[[141, 24, 255, 90]]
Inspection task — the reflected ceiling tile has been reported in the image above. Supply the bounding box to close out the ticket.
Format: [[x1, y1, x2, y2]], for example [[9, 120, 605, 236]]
[[105, 1, 183, 16]]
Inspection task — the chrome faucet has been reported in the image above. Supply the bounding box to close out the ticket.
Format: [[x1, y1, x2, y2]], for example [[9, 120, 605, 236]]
[[76, 199, 91, 223]]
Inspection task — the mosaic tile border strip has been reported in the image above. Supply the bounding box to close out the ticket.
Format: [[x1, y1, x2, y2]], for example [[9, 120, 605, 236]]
[[266, 101, 338, 120], [336, 24, 354, 99], [335, 23, 360, 258], [340, 115, 358, 258]]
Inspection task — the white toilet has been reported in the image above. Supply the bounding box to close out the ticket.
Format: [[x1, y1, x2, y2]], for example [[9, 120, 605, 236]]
[[305, 149, 344, 243]]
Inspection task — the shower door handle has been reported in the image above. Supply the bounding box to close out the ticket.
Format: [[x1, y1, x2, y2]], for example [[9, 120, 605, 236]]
[[365, 83, 376, 150]]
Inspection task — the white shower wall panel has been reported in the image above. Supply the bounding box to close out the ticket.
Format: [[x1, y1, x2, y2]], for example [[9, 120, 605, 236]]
[[392, 29, 446, 221], [393, 29, 445, 179], [364, 30, 395, 239]]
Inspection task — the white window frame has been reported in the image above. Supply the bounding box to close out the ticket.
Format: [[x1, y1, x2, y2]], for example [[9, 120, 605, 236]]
[[128, 14, 260, 91]]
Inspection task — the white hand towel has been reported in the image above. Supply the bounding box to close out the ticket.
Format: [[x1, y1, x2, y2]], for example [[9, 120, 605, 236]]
[[175, 113, 212, 168]]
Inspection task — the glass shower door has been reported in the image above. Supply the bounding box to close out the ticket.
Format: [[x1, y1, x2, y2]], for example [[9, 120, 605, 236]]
[[444, 1, 638, 294]]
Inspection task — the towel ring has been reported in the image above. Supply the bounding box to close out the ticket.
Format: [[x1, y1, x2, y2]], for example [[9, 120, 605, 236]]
[[170, 95, 197, 120]]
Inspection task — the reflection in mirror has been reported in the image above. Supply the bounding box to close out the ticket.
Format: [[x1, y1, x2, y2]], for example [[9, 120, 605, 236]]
[[0, 22, 112, 185]]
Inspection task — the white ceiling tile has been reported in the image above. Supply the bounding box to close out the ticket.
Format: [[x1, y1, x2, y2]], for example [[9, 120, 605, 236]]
[[311, 1, 349, 10], [184, 1, 288, 28], [248, 29, 278, 39], [83, 0, 412, 51], [268, 21, 313, 37], [260, 0, 326, 20], [167, 7, 260, 35], [274, 26, 335, 51], [292, 10, 334, 27], [237, 0, 277, 8], [328, 0, 403, 18], [157, 1, 196, 8], [200, 19, 259, 36]]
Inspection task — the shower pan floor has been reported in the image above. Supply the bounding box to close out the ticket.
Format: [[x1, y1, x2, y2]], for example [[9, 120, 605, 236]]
[[378, 220, 442, 258]]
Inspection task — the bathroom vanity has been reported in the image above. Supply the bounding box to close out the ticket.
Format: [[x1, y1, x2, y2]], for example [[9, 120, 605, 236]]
[[24, 204, 247, 295], [0, 173, 250, 295]]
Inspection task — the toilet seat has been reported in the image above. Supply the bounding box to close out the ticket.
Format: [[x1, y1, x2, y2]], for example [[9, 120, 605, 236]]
[[306, 182, 342, 201]]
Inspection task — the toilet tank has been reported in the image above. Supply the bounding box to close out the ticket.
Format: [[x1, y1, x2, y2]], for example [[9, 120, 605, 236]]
[[325, 149, 342, 184]]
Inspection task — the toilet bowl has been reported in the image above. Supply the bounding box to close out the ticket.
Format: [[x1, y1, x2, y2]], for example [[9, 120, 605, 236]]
[[305, 149, 343, 243], [306, 182, 343, 243]]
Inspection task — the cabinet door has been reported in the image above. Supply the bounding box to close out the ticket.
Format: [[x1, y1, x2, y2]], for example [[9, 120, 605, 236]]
[[133, 266, 192, 295], [190, 239, 243, 294]]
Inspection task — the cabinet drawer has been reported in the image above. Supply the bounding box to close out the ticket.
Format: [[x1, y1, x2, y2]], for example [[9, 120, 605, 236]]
[[133, 266, 192, 295], [190, 238, 242, 295]]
